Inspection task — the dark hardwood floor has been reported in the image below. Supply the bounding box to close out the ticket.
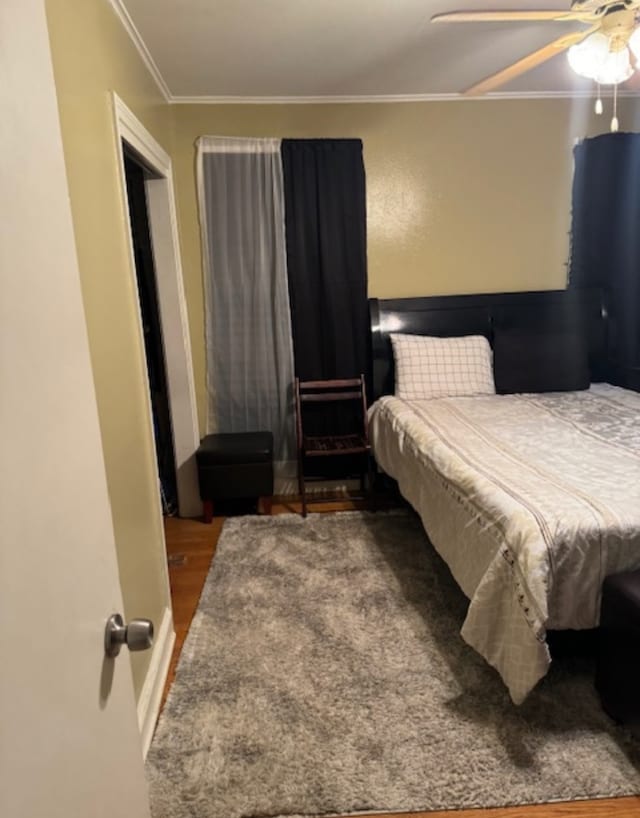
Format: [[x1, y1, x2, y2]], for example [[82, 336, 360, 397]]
[[162, 499, 640, 818]]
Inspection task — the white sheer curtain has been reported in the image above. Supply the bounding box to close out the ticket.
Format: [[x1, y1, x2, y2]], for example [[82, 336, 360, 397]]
[[196, 136, 296, 480]]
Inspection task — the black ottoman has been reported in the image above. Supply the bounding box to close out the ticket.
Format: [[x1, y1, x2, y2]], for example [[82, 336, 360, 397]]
[[595, 569, 640, 732], [196, 432, 274, 522]]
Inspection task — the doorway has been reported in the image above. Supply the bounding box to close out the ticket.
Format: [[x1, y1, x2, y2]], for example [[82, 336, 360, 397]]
[[112, 93, 200, 522], [123, 149, 177, 515]]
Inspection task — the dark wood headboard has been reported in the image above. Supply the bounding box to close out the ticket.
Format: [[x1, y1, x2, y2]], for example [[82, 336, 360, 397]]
[[369, 288, 608, 400]]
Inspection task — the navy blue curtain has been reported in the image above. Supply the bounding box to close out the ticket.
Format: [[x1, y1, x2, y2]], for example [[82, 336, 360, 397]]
[[569, 133, 640, 390], [281, 139, 370, 473], [281, 139, 370, 389]]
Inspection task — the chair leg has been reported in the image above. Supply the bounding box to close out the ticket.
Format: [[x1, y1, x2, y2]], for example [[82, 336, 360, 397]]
[[203, 499, 214, 524], [259, 496, 273, 516]]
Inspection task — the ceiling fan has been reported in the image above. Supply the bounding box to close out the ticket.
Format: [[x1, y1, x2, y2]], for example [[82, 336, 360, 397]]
[[432, 1, 640, 100]]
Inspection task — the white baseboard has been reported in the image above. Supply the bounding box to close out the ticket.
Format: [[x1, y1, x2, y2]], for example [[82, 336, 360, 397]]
[[138, 606, 175, 758]]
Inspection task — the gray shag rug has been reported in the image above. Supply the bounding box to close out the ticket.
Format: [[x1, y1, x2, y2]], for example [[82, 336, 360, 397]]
[[147, 510, 640, 818]]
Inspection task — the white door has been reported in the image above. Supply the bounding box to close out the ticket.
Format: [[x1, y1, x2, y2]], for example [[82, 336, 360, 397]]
[[0, 2, 151, 817]]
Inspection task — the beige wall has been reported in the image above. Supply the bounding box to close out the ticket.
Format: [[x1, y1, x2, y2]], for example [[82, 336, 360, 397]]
[[46, 0, 172, 698], [171, 98, 640, 432]]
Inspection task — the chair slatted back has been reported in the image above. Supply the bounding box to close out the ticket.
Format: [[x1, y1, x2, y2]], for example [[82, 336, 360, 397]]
[[294, 375, 369, 447]]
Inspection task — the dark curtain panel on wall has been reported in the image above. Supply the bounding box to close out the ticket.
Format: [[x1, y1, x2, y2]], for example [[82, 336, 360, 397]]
[[569, 133, 640, 390], [281, 139, 370, 386], [281, 139, 370, 474]]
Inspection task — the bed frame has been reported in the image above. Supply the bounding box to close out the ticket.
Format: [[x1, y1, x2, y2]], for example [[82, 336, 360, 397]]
[[369, 288, 609, 401]]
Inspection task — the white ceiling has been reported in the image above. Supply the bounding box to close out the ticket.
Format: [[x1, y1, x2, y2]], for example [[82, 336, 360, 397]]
[[116, 0, 640, 100]]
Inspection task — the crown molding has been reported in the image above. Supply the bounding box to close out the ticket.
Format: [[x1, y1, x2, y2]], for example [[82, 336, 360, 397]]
[[169, 89, 640, 105], [476, 89, 640, 100], [107, 0, 172, 102], [171, 93, 466, 104]]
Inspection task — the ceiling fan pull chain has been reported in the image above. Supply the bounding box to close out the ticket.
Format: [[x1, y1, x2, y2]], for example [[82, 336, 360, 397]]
[[611, 83, 620, 132], [595, 83, 603, 114]]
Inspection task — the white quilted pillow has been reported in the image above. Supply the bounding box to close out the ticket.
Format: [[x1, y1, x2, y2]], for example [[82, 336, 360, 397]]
[[390, 333, 496, 400]]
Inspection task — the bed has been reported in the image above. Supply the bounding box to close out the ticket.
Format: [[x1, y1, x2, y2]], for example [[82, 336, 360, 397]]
[[368, 288, 640, 704]]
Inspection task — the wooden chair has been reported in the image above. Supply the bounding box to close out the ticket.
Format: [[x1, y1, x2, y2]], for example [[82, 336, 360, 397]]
[[294, 374, 373, 517]]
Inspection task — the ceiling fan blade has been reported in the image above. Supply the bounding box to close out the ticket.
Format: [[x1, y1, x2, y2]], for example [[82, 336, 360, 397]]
[[431, 10, 589, 24], [463, 28, 595, 96]]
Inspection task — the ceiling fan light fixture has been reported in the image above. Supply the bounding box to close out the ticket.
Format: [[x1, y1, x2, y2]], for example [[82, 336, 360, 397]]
[[567, 31, 610, 79], [567, 28, 635, 85], [628, 25, 640, 59], [592, 47, 633, 85]]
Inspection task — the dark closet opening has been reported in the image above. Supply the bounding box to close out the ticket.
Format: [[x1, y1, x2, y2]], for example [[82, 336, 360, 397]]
[[123, 146, 178, 515]]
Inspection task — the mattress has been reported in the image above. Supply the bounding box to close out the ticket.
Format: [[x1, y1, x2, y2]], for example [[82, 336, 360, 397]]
[[368, 384, 640, 703]]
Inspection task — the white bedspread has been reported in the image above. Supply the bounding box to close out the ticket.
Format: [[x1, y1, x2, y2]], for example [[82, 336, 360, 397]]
[[368, 384, 640, 703]]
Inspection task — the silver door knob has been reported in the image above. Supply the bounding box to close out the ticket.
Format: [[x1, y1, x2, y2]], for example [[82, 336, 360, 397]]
[[104, 613, 154, 658]]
